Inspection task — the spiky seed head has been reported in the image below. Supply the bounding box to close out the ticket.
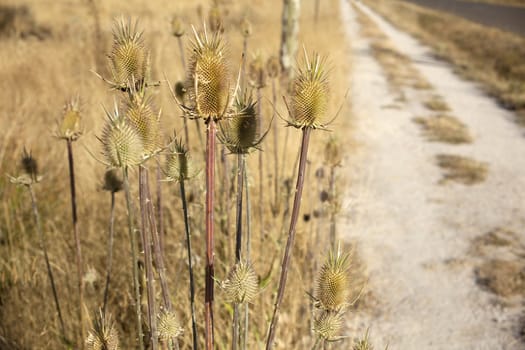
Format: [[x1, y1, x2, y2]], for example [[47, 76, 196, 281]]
[[208, 6, 223, 33], [56, 96, 83, 141], [100, 110, 144, 168], [289, 52, 329, 129], [174, 81, 186, 101], [21, 148, 38, 180], [124, 92, 161, 155], [240, 17, 252, 37], [222, 261, 259, 304], [157, 310, 183, 342], [102, 169, 123, 193], [171, 16, 185, 37], [266, 56, 280, 79], [219, 92, 260, 154], [109, 18, 149, 90], [353, 330, 373, 350], [315, 248, 351, 311], [186, 29, 230, 120], [248, 53, 266, 89], [85, 311, 120, 350], [165, 137, 197, 181], [313, 310, 343, 341], [325, 136, 342, 167]]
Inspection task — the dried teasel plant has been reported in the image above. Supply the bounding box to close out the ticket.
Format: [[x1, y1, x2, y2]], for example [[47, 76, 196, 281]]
[[248, 52, 267, 89], [171, 15, 185, 38], [85, 311, 120, 350], [157, 310, 184, 344], [165, 136, 199, 182], [312, 310, 344, 343], [314, 247, 351, 311], [221, 261, 259, 305], [54, 96, 83, 141]]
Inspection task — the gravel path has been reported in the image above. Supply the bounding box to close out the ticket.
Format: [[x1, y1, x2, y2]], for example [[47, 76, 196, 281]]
[[340, 0, 525, 348]]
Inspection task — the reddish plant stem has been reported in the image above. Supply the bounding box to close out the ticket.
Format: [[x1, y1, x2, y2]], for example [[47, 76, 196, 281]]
[[266, 127, 311, 350], [66, 139, 84, 347], [205, 119, 216, 350], [102, 191, 116, 316]]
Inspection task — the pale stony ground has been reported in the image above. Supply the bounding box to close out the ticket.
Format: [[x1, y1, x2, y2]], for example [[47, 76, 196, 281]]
[[339, 0, 525, 348]]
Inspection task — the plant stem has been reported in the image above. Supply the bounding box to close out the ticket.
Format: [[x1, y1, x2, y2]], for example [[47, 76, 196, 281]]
[[232, 153, 244, 350], [28, 185, 67, 343], [123, 167, 145, 350], [205, 119, 217, 350], [179, 178, 198, 350], [66, 139, 84, 347], [265, 127, 312, 350], [156, 165, 165, 257], [271, 78, 279, 217], [242, 154, 251, 350], [241, 36, 248, 88], [257, 87, 264, 241], [139, 166, 158, 350], [102, 191, 116, 316], [329, 165, 337, 249]]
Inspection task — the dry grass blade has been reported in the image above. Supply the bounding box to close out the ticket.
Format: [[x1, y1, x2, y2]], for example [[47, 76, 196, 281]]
[[413, 115, 472, 144], [436, 154, 488, 185]]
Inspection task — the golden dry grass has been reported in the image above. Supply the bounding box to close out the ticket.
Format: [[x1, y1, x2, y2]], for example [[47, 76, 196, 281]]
[[363, 0, 525, 126], [435, 154, 488, 185], [414, 114, 472, 144], [423, 96, 450, 112], [0, 0, 358, 349]]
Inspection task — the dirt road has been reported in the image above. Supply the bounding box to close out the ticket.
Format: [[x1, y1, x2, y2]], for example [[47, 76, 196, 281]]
[[340, 0, 525, 348]]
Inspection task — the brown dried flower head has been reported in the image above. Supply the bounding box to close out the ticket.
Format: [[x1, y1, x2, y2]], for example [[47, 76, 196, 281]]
[[124, 91, 161, 156], [157, 310, 183, 342], [315, 248, 351, 311], [313, 310, 343, 341], [222, 261, 259, 304], [186, 27, 230, 121], [165, 137, 198, 182], [109, 18, 149, 91], [289, 52, 329, 129], [55, 96, 83, 141], [85, 311, 120, 350], [171, 15, 185, 37], [102, 169, 123, 193]]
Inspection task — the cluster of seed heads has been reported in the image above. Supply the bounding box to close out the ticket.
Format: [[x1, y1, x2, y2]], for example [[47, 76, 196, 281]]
[[157, 310, 183, 342], [185, 28, 230, 121], [289, 52, 329, 129], [221, 261, 259, 304], [55, 96, 83, 141], [85, 311, 120, 350]]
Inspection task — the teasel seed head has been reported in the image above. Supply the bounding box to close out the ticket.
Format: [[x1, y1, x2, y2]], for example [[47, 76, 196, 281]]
[[240, 17, 252, 37], [165, 136, 198, 182], [174, 81, 186, 101], [171, 16, 185, 37], [102, 169, 123, 193], [266, 56, 280, 79], [248, 52, 266, 89], [157, 310, 183, 342], [313, 310, 343, 341], [109, 18, 149, 91], [219, 91, 262, 154], [55, 96, 83, 141], [315, 247, 351, 311], [221, 261, 259, 304], [325, 136, 342, 167], [288, 52, 329, 129], [100, 108, 144, 168], [186, 27, 230, 121], [9, 148, 42, 185], [85, 311, 120, 350], [353, 330, 373, 350], [124, 91, 161, 156]]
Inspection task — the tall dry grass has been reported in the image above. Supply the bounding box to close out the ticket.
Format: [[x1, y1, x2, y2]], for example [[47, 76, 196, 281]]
[[0, 0, 358, 349]]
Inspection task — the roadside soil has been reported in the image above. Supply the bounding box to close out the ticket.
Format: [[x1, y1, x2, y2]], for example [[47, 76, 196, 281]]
[[340, 0, 525, 348]]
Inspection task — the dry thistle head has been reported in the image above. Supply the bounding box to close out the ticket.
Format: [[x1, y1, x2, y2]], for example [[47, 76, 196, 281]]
[[266, 56, 280, 80], [108, 18, 149, 91], [102, 169, 123, 193], [124, 91, 161, 156], [208, 6, 223, 33], [85, 311, 120, 350], [315, 247, 351, 311], [157, 310, 183, 342], [55, 96, 83, 141], [171, 15, 185, 37], [219, 91, 262, 154], [248, 52, 266, 89], [289, 52, 329, 129], [221, 261, 259, 304], [165, 136, 197, 182], [100, 108, 144, 168], [186, 28, 230, 121], [313, 310, 343, 341], [240, 17, 252, 37], [353, 330, 373, 350], [9, 148, 42, 185], [325, 136, 342, 167]]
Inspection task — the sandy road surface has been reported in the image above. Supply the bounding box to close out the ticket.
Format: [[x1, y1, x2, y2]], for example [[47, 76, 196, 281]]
[[339, 0, 525, 348]]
